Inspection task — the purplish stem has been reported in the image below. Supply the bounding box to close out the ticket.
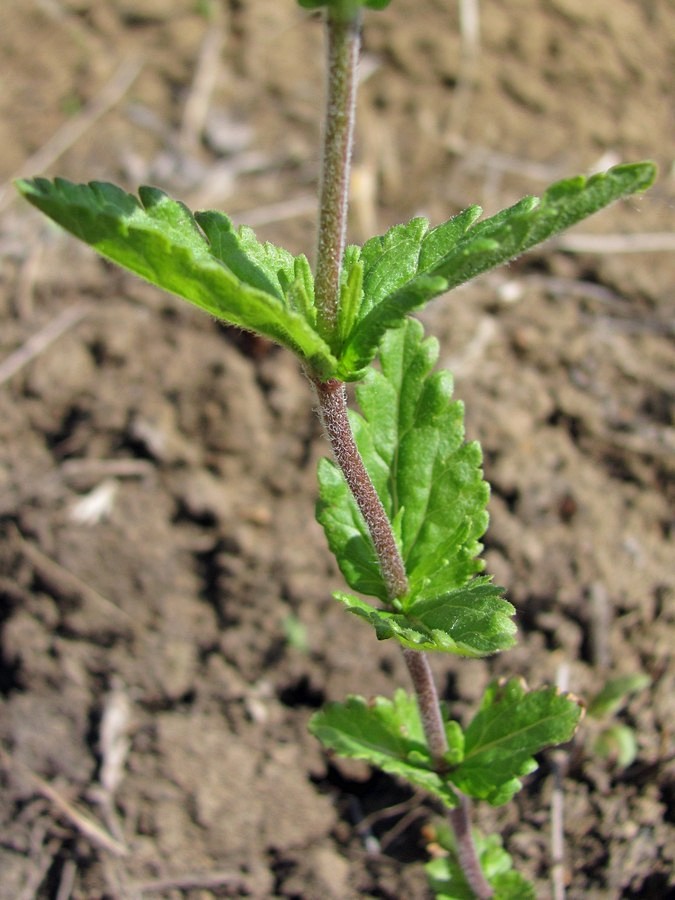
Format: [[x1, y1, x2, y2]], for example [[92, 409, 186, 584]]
[[311, 8, 492, 899]]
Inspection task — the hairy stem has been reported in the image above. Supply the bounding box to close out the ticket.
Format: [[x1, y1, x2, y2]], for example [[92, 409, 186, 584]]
[[449, 794, 494, 900], [403, 650, 492, 898], [402, 649, 449, 766], [312, 10, 491, 899], [314, 7, 361, 343], [314, 382, 493, 900], [314, 378, 408, 599]]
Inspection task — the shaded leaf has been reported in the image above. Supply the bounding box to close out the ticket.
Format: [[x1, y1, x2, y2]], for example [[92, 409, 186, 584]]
[[335, 580, 515, 657], [298, 0, 392, 11], [587, 673, 650, 719], [426, 827, 536, 900], [593, 723, 639, 768], [335, 273, 448, 380], [337, 248, 364, 347], [193, 209, 295, 299], [316, 459, 387, 600], [309, 690, 460, 807]]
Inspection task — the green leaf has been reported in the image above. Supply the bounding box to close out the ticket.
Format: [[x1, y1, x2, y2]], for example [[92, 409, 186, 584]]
[[319, 318, 516, 655], [587, 673, 650, 719], [298, 0, 391, 13], [193, 209, 296, 299], [593, 724, 639, 768], [316, 460, 388, 600], [309, 690, 460, 807], [335, 273, 448, 380], [426, 162, 657, 292], [448, 678, 583, 805], [336, 212, 470, 379], [405, 581, 516, 653], [15, 177, 337, 377], [336, 163, 656, 379], [319, 315, 496, 579], [335, 580, 516, 657], [426, 827, 536, 900], [356, 319, 490, 593], [337, 247, 364, 347], [417, 205, 484, 273], [358, 217, 431, 314], [285, 254, 319, 327]]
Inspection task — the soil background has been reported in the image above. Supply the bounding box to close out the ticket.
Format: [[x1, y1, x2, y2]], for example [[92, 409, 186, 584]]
[[1, 1, 673, 898]]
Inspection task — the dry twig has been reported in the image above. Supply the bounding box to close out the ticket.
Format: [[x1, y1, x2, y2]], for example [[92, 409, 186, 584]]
[[0, 303, 89, 387], [54, 858, 77, 900], [552, 231, 675, 254], [0, 748, 127, 858], [130, 871, 250, 893], [14, 527, 138, 628], [0, 57, 143, 212], [550, 663, 571, 900], [235, 194, 317, 228], [179, 14, 224, 155]]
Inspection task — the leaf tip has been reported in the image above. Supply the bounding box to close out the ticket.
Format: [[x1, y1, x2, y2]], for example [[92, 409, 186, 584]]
[[608, 160, 658, 192], [14, 175, 50, 200]]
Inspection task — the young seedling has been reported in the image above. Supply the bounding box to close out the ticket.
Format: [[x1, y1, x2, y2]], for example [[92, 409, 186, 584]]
[[586, 672, 651, 769], [16, 0, 656, 895]]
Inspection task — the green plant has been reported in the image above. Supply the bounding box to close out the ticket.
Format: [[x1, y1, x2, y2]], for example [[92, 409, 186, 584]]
[[586, 672, 651, 769], [15, 0, 655, 895], [425, 820, 536, 900]]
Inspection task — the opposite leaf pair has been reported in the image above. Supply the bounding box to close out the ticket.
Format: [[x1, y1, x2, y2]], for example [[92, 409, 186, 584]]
[[16, 162, 655, 385], [309, 678, 582, 810]]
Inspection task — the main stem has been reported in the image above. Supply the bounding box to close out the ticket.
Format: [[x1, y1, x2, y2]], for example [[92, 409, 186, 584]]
[[314, 378, 407, 599], [312, 9, 491, 899], [314, 7, 360, 342], [314, 378, 493, 900]]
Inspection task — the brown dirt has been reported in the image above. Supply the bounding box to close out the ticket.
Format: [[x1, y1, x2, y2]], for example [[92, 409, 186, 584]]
[[1, 1, 673, 898]]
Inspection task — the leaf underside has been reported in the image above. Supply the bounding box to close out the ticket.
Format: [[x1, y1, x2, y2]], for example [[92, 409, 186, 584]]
[[426, 828, 536, 899]]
